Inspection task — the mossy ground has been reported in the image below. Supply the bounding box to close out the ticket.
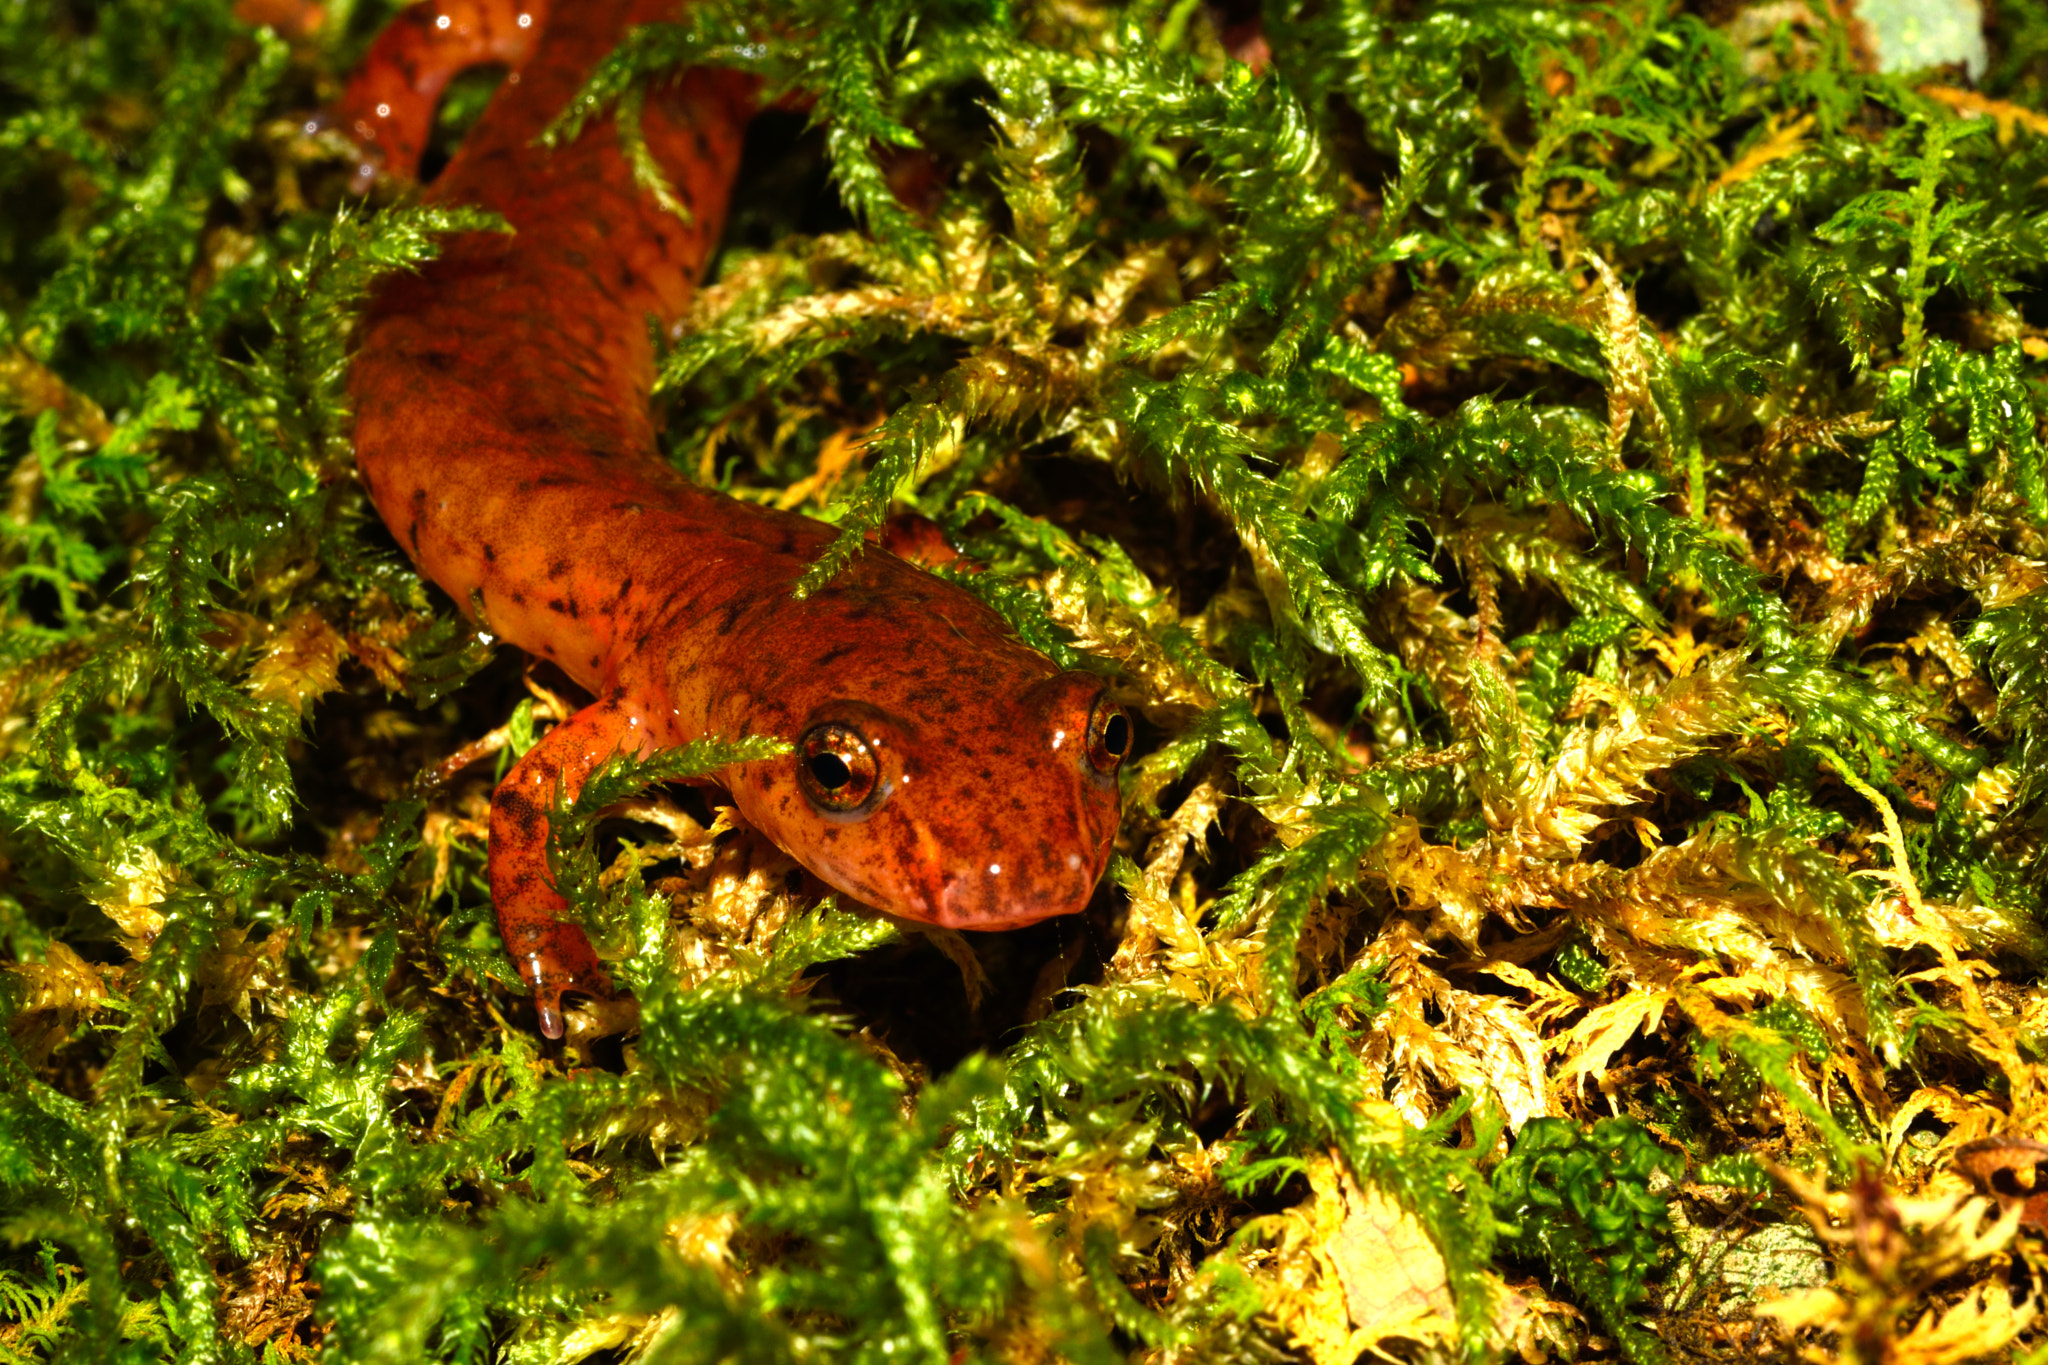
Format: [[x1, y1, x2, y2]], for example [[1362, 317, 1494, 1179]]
[[5, 0, 2048, 1361]]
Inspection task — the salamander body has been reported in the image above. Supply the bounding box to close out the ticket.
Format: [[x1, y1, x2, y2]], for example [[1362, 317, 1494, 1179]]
[[344, 0, 1128, 1037]]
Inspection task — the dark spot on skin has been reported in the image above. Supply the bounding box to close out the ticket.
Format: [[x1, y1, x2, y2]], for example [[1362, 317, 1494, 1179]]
[[510, 410, 563, 440], [532, 471, 577, 489], [411, 487, 427, 508], [564, 249, 589, 268], [619, 264, 640, 291], [548, 597, 580, 619], [776, 529, 797, 556], [589, 655, 602, 671], [814, 642, 859, 668], [418, 350, 455, 373], [584, 269, 627, 310], [511, 589, 527, 605], [496, 792, 546, 839], [483, 543, 497, 562], [714, 598, 743, 635], [548, 559, 571, 581], [408, 521, 422, 553]]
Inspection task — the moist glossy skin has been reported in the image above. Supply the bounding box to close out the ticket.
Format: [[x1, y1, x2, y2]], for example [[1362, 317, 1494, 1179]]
[[345, 0, 1125, 1037]]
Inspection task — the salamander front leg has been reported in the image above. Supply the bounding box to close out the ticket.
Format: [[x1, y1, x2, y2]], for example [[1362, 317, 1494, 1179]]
[[325, 0, 548, 185], [488, 695, 650, 1038]]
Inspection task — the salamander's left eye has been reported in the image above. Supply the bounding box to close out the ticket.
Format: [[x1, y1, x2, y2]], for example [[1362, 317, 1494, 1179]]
[[1085, 696, 1131, 775], [799, 722, 883, 814]]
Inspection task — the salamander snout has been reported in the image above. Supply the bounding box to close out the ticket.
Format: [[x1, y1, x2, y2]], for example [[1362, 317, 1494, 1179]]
[[922, 671, 1127, 928]]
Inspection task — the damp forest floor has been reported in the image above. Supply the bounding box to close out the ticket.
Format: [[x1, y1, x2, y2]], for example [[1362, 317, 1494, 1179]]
[[6, 0, 2048, 1361]]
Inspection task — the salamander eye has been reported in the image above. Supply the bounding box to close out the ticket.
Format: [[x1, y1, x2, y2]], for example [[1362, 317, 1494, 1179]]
[[1085, 696, 1131, 775], [798, 722, 882, 813]]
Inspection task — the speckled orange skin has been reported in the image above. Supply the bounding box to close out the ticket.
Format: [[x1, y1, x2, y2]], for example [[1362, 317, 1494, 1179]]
[[347, 0, 1122, 1037]]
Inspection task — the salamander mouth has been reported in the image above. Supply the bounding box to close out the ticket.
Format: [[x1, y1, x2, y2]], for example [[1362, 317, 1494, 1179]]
[[930, 859, 1096, 930], [933, 902, 1066, 931], [815, 861, 1087, 931]]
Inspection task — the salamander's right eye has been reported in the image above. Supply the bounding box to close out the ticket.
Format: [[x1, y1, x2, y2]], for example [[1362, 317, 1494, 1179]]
[[798, 722, 882, 814], [1085, 695, 1131, 775]]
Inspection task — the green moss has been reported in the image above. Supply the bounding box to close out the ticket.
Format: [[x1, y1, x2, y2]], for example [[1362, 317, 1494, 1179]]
[[1493, 1117, 1681, 1364], [5, 0, 2048, 1361]]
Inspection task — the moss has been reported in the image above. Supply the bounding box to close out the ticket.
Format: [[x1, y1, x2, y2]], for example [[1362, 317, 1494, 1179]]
[[4, 0, 2048, 1361]]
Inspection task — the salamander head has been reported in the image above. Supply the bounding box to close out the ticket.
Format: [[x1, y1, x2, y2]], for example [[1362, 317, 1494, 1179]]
[[730, 668, 1128, 928]]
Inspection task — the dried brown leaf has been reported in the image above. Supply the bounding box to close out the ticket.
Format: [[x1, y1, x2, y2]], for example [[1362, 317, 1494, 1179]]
[[1757, 1165, 2038, 1365], [1954, 1137, 2048, 1228], [1247, 1150, 1457, 1364]]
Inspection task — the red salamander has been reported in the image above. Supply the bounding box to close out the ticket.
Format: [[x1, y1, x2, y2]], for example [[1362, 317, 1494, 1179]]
[[343, 0, 1129, 1036]]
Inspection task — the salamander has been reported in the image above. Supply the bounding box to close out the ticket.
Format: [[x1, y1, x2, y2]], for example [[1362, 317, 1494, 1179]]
[[343, 0, 1129, 1038]]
